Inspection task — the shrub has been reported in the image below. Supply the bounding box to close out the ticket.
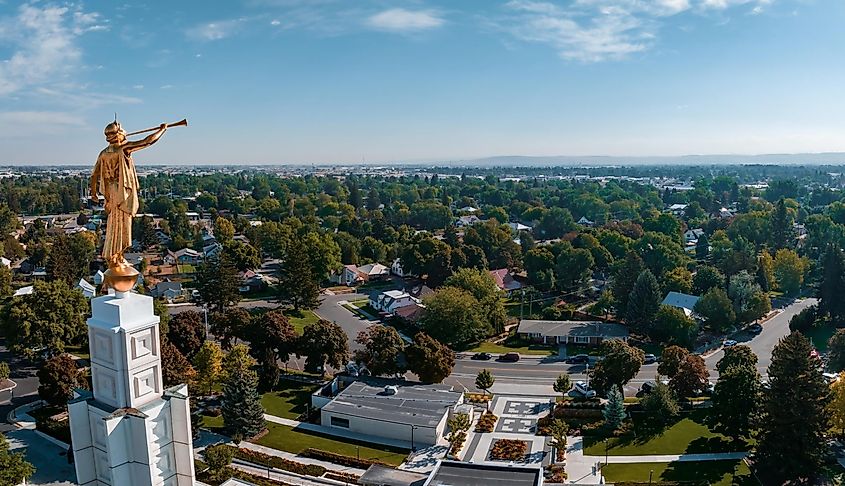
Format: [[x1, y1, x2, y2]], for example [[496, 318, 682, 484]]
[[0, 361, 10, 381], [465, 393, 490, 403], [490, 439, 528, 461], [225, 445, 326, 477], [324, 471, 361, 483], [204, 445, 234, 479], [475, 412, 498, 432], [449, 431, 467, 456], [547, 464, 567, 482], [301, 448, 389, 469]]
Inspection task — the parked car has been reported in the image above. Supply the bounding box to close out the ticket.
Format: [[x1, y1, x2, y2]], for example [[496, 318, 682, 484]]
[[566, 354, 590, 364], [499, 352, 520, 362], [471, 352, 493, 361], [641, 379, 670, 395], [747, 323, 762, 334], [574, 381, 596, 398], [723, 339, 738, 347], [643, 353, 657, 364]]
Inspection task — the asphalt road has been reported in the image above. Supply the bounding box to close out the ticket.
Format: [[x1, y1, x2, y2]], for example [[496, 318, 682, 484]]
[[445, 298, 817, 396], [0, 339, 41, 432]]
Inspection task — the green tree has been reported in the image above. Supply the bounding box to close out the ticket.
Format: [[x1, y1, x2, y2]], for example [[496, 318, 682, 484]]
[[610, 251, 646, 317], [695, 233, 709, 260], [193, 341, 224, 395], [694, 288, 735, 332], [603, 384, 626, 431], [222, 365, 266, 442], [135, 215, 159, 250], [214, 217, 235, 245], [641, 381, 679, 424], [827, 329, 845, 373], [626, 269, 661, 334], [657, 345, 689, 378], [298, 319, 349, 376], [354, 325, 406, 377], [728, 271, 770, 324], [203, 444, 234, 480], [663, 266, 692, 294], [406, 333, 455, 383], [37, 354, 87, 406], [0, 265, 11, 298], [756, 332, 830, 483], [243, 310, 298, 388], [769, 197, 794, 250], [475, 369, 495, 408], [0, 361, 9, 381], [548, 419, 569, 451], [772, 248, 805, 296], [818, 244, 845, 320], [223, 241, 261, 271], [553, 374, 572, 399], [652, 305, 697, 347], [829, 374, 845, 435], [161, 342, 196, 388], [535, 207, 576, 239], [277, 236, 320, 310], [421, 287, 489, 347], [0, 433, 35, 486], [692, 265, 724, 295], [209, 307, 251, 350], [444, 268, 508, 334], [46, 233, 95, 285], [195, 254, 241, 311], [711, 355, 761, 440], [223, 344, 255, 378], [757, 249, 775, 292], [589, 340, 644, 396], [1, 280, 89, 358]]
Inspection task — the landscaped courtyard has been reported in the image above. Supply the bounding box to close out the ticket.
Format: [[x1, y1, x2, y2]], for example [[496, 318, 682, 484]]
[[601, 460, 754, 485], [259, 380, 320, 420], [584, 410, 751, 456]]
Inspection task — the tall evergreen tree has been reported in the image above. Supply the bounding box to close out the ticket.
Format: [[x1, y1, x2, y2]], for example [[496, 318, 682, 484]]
[[626, 269, 661, 334], [610, 251, 646, 317], [277, 236, 320, 310], [711, 363, 760, 440], [769, 198, 794, 250], [818, 244, 845, 321], [695, 232, 709, 260], [756, 332, 830, 483], [221, 366, 265, 442], [196, 254, 241, 311], [603, 385, 626, 431]]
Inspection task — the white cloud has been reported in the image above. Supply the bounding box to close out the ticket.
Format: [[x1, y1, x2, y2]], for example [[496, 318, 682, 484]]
[[271, 19, 282, 26], [366, 8, 444, 33], [0, 3, 107, 96], [186, 18, 246, 41], [500, 0, 777, 62]]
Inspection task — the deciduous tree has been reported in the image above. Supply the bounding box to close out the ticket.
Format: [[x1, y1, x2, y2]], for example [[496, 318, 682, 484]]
[[406, 333, 455, 383], [475, 369, 495, 407], [37, 354, 86, 406], [668, 354, 709, 398], [694, 288, 735, 332], [196, 254, 242, 311], [772, 248, 805, 296], [0, 433, 35, 486], [354, 325, 406, 377], [711, 363, 761, 440], [168, 310, 206, 360], [828, 373, 845, 435], [421, 287, 489, 347], [827, 329, 845, 373], [657, 345, 689, 378], [692, 265, 724, 295], [641, 381, 679, 424], [589, 340, 644, 396], [652, 305, 696, 347], [298, 319, 349, 376], [193, 341, 224, 395], [209, 307, 251, 350], [161, 342, 196, 388], [553, 374, 571, 399]]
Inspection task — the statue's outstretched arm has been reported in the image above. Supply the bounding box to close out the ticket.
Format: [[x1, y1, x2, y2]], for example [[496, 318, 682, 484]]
[[124, 124, 167, 154]]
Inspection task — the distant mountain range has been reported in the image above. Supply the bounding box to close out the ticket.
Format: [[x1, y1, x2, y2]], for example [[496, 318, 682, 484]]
[[450, 153, 845, 166]]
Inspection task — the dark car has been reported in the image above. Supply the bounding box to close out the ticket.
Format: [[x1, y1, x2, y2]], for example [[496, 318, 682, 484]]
[[747, 323, 763, 334], [471, 352, 493, 360], [566, 354, 590, 364], [499, 352, 520, 362]]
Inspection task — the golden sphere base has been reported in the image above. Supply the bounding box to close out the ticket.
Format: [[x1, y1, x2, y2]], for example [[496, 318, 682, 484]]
[[104, 262, 139, 293]]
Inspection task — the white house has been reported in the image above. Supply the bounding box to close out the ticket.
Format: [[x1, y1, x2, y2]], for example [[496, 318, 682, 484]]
[[577, 216, 595, 226], [684, 228, 705, 244], [456, 215, 482, 228], [661, 291, 700, 317], [357, 263, 390, 280], [369, 290, 420, 314], [668, 203, 688, 216], [165, 248, 202, 265], [507, 222, 532, 233], [93, 269, 105, 286], [391, 258, 410, 277], [77, 278, 96, 298]]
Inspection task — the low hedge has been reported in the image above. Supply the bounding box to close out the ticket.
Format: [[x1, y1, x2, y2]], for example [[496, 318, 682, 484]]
[[449, 431, 467, 456], [324, 471, 361, 484], [225, 445, 327, 477], [475, 412, 498, 432], [301, 448, 389, 469], [198, 466, 293, 486]]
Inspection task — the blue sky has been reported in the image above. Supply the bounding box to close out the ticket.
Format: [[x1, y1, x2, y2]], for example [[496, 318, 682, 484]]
[[1, 0, 843, 165]]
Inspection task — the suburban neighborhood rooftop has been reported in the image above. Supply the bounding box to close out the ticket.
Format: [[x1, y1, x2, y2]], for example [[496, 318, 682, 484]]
[[517, 319, 629, 338]]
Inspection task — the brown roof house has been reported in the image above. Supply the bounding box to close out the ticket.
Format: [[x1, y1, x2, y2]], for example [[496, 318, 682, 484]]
[[517, 319, 628, 346]]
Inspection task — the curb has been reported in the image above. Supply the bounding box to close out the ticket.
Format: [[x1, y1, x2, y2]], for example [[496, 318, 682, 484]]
[[0, 379, 17, 394]]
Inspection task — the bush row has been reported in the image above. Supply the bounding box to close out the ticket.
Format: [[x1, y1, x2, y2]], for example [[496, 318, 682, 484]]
[[227, 446, 326, 477], [301, 448, 390, 469], [475, 412, 498, 432], [449, 431, 467, 457], [323, 471, 361, 484]]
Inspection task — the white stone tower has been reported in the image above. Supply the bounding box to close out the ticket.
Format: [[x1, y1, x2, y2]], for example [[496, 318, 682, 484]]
[[68, 291, 196, 486]]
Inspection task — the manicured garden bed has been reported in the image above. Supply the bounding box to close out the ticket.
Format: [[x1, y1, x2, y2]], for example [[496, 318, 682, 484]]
[[489, 439, 528, 461], [475, 412, 498, 432]]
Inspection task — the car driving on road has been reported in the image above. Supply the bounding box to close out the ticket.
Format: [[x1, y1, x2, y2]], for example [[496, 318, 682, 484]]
[[565, 354, 590, 364], [471, 352, 492, 360], [574, 381, 596, 398]]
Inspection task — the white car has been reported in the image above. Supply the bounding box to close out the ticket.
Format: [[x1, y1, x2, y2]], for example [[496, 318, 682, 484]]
[[574, 381, 596, 398]]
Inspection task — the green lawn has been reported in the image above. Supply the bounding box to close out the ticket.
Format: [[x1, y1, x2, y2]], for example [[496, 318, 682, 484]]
[[283, 309, 320, 333], [255, 422, 408, 466], [584, 411, 750, 456], [66, 344, 91, 360], [260, 380, 319, 420], [350, 299, 369, 307], [469, 334, 556, 356], [601, 460, 754, 486]]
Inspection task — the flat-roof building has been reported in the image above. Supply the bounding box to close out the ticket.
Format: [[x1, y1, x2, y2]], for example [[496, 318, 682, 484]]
[[424, 461, 543, 486]]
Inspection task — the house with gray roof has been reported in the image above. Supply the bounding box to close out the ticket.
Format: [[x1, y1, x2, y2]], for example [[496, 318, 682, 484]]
[[661, 291, 700, 317], [517, 319, 628, 345]]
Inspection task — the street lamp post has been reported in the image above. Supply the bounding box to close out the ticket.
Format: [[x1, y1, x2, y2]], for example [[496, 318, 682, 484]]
[[202, 304, 209, 338], [604, 439, 608, 466], [410, 425, 418, 452], [649, 469, 654, 485]]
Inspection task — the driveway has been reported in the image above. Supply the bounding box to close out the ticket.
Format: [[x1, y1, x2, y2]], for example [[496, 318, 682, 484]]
[[316, 291, 379, 351]]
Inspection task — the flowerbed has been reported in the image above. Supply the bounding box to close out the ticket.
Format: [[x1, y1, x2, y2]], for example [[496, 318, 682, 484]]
[[225, 445, 327, 477], [301, 448, 389, 469], [465, 393, 491, 404], [324, 471, 361, 484], [475, 412, 498, 432], [489, 439, 528, 461], [449, 431, 467, 457], [546, 464, 567, 483]]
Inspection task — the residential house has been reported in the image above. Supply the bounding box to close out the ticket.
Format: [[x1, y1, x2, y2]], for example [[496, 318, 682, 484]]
[[489, 268, 523, 293], [13, 285, 33, 297], [123, 253, 144, 267], [334, 264, 365, 286], [369, 290, 420, 315], [661, 291, 700, 317], [507, 222, 532, 233], [394, 302, 425, 325], [239, 270, 271, 293], [165, 248, 202, 265], [150, 281, 183, 301], [458, 206, 479, 213], [577, 216, 595, 226], [76, 279, 96, 298], [203, 242, 223, 259], [357, 263, 390, 281], [684, 228, 705, 244], [668, 203, 688, 216], [517, 319, 629, 345], [0, 257, 10, 268], [455, 215, 482, 228], [391, 258, 412, 277]]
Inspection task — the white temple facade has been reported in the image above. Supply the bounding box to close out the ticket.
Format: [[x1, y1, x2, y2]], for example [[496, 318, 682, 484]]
[[68, 291, 196, 486]]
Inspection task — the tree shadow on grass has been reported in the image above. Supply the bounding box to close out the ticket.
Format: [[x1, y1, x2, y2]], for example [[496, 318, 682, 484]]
[[685, 436, 748, 454], [661, 459, 754, 485]]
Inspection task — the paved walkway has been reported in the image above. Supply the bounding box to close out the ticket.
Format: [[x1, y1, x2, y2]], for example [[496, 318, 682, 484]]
[[564, 436, 604, 484], [594, 452, 748, 463]]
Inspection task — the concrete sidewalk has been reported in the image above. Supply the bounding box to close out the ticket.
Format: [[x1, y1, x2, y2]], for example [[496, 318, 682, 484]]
[[592, 452, 748, 463]]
